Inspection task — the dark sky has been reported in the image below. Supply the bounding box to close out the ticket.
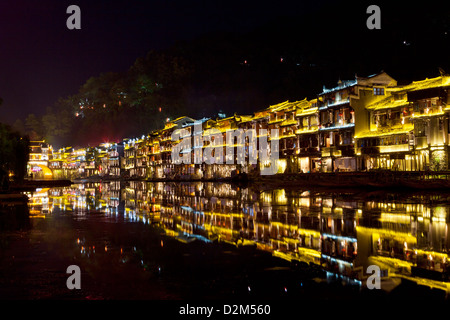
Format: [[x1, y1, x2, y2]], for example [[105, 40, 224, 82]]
[[0, 0, 333, 125], [1, 0, 449, 127]]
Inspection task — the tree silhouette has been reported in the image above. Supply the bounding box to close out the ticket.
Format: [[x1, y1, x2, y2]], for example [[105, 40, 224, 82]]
[[0, 123, 29, 188]]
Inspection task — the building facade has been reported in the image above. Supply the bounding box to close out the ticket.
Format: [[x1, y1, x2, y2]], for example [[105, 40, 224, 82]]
[[29, 73, 450, 180]]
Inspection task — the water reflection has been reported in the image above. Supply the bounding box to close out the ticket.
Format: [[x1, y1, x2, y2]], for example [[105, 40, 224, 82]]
[[0, 199, 30, 232], [26, 181, 450, 296]]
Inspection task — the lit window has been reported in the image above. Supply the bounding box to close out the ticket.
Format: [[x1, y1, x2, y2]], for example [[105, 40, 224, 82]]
[[373, 87, 385, 95]]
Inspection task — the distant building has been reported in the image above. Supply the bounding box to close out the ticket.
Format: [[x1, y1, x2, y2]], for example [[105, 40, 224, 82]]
[[28, 140, 52, 179]]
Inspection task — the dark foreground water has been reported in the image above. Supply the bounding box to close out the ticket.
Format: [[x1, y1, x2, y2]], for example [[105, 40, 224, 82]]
[[1, 181, 450, 301]]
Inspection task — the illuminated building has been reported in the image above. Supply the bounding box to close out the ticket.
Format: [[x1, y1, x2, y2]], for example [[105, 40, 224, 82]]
[[123, 138, 136, 177], [356, 88, 413, 170], [72, 148, 87, 178], [107, 142, 124, 177], [408, 76, 450, 171], [48, 146, 72, 179], [172, 117, 210, 179], [158, 116, 196, 178], [318, 72, 398, 172], [267, 101, 299, 174], [356, 75, 450, 171], [147, 131, 162, 179], [28, 140, 52, 179], [134, 137, 149, 178], [295, 98, 320, 173], [243, 107, 271, 174], [28, 73, 450, 181], [82, 147, 97, 177], [123, 137, 147, 179], [201, 115, 245, 179], [96, 143, 109, 177]]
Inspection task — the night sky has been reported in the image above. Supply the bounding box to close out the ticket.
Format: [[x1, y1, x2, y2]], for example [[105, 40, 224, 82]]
[[0, 0, 327, 124], [0, 0, 448, 125]]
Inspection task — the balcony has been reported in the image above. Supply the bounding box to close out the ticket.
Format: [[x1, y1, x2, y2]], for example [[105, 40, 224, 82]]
[[298, 147, 320, 155], [411, 109, 445, 119], [360, 146, 379, 155], [321, 145, 355, 157], [319, 123, 355, 131], [296, 124, 319, 135], [268, 117, 284, 125], [378, 144, 410, 153], [321, 147, 333, 157], [318, 97, 350, 110], [280, 118, 297, 127], [279, 131, 296, 139], [415, 136, 428, 149]]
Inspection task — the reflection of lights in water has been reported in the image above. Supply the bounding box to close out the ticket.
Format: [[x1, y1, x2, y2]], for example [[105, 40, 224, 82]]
[[22, 182, 450, 295]]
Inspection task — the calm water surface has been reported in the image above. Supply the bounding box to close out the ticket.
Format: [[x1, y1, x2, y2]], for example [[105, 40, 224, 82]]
[[1, 181, 450, 300]]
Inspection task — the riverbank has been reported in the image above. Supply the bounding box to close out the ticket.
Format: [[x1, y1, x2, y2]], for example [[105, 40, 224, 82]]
[[251, 171, 450, 190], [68, 170, 450, 190], [144, 170, 450, 190], [8, 179, 73, 192], [73, 174, 248, 184]]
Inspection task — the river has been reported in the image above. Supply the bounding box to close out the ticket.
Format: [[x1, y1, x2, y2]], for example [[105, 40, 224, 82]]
[[1, 181, 449, 300]]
